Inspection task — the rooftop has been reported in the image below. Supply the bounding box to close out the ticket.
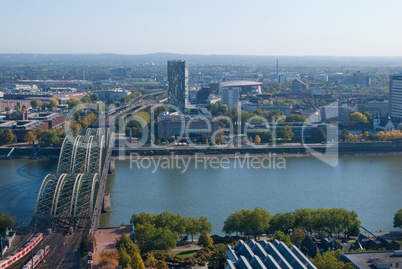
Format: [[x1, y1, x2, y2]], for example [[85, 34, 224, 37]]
[[226, 239, 316, 269], [341, 251, 402, 269]]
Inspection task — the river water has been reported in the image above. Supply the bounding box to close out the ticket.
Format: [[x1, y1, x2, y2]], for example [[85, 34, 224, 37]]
[[1, 155, 401, 235]]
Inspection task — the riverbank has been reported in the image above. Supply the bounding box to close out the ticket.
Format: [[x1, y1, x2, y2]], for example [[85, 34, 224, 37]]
[[0, 146, 60, 159], [2, 141, 402, 159], [112, 141, 402, 159]]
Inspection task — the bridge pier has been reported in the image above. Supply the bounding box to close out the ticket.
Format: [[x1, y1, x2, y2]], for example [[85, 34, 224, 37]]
[[109, 159, 116, 174]]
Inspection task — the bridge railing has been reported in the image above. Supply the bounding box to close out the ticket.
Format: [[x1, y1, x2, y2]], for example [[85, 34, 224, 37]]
[[90, 131, 115, 231]]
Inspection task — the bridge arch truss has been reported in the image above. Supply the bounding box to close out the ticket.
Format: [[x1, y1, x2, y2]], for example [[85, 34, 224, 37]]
[[34, 128, 110, 227]]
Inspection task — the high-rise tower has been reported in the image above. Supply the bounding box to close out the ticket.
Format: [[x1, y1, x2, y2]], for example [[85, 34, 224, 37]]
[[389, 75, 402, 123], [168, 60, 188, 111]]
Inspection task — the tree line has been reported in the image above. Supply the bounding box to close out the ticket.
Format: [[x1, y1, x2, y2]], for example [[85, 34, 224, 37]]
[[223, 207, 361, 239], [30, 98, 59, 111], [341, 129, 402, 142], [130, 212, 212, 252]]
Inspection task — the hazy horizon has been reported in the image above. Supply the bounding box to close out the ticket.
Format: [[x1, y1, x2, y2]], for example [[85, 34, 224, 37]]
[[2, 52, 402, 58]]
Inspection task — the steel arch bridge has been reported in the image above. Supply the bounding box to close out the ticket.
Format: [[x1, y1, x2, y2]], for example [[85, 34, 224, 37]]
[[34, 128, 112, 228]]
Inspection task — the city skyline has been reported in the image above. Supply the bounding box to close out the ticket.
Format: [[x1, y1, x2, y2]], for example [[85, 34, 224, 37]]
[[1, 0, 402, 57]]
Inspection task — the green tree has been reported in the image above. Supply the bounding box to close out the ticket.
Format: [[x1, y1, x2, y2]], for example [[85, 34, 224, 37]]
[[270, 212, 295, 234], [278, 125, 294, 141], [198, 216, 212, 234], [151, 106, 169, 121], [340, 129, 349, 140], [48, 98, 59, 110], [0, 212, 17, 235], [314, 129, 326, 143], [116, 233, 140, 257], [364, 111, 374, 124], [346, 224, 360, 237], [222, 211, 243, 236], [259, 130, 273, 143], [125, 111, 151, 137], [186, 217, 200, 242], [207, 244, 226, 269], [394, 209, 402, 229], [198, 232, 213, 247], [263, 110, 284, 121], [294, 208, 315, 234], [310, 250, 355, 269], [134, 221, 178, 252], [155, 260, 167, 269], [290, 228, 305, 246], [81, 94, 91, 103], [121, 91, 142, 103], [349, 112, 368, 123], [131, 212, 156, 227], [24, 131, 35, 144], [118, 247, 131, 268], [90, 93, 100, 102], [223, 208, 271, 239], [144, 253, 158, 267], [254, 108, 263, 116], [135, 222, 157, 250], [154, 211, 185, 235], [4, 107, 10, 112], [37, 130, 60, 146], [0, 129, 16, 145], [30, 100, 42, 110], [130, 252, 145, 269], [67, 97, 82, 109], [274, 231, 292, 248], [285, 114, 307, 122], [361, 131, 369, 140], [154, 226, 178, 252]]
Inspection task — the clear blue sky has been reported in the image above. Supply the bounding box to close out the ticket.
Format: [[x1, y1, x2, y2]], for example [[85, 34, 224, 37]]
[[1, 0, 401, 56]]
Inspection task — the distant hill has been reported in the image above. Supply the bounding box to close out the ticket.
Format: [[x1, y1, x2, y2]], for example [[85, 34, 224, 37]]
[[0, 53, 401, 66]]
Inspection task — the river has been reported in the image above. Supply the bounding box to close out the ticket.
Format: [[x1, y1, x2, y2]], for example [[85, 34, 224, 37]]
[[0, 155, 401, 235]]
